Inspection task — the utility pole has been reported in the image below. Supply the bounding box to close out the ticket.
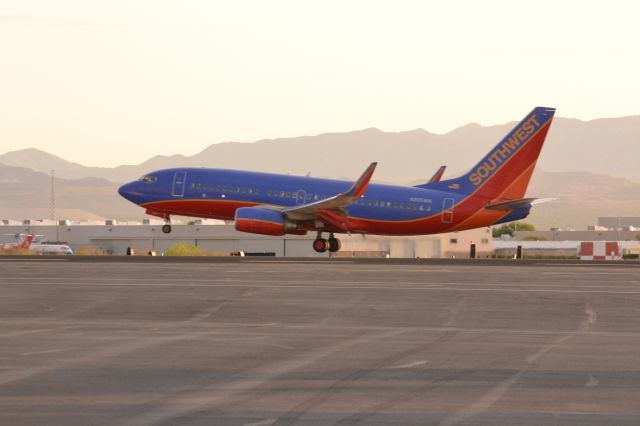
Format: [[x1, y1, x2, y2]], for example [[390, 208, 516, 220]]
[[50, 169, 56, 222]]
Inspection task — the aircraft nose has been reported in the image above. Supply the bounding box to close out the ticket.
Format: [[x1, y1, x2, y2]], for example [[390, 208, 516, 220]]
[[118, 182, 137, 203]]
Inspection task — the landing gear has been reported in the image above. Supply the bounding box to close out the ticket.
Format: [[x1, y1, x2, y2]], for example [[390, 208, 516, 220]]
[[161, 222, 172, 234], [313, 233, 341, 253]]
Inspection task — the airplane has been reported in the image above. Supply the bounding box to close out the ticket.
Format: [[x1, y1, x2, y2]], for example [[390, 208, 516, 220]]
[[0, 234, 34, 253], [29, 243, 74, 255], [0, 234, 74, 255], [118, 106, 555, 253]]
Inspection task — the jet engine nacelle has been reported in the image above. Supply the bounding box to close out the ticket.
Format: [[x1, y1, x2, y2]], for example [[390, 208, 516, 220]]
[[234, 207, 304, 236]]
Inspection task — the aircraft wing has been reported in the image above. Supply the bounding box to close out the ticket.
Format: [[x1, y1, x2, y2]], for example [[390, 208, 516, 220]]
[[273, 162, 377, 227]]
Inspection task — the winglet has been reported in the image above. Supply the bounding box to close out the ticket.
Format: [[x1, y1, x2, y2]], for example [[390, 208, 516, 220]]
[[428, 165, 446, 184], [345, 162, 377, 198]]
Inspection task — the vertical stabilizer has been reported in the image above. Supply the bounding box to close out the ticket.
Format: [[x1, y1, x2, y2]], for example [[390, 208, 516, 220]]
[[419, 107, 555, 201]]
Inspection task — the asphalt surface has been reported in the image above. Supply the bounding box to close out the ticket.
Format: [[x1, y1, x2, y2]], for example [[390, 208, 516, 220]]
[[1, 258, 639, 425]]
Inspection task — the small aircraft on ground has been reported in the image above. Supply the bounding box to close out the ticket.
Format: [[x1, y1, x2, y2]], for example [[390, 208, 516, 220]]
[[0, 234, 73, 255], [0, 234, 34, 253]]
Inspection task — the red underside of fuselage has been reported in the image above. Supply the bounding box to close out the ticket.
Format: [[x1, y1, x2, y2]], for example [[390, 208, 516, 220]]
[[141, 198, 501, 236]]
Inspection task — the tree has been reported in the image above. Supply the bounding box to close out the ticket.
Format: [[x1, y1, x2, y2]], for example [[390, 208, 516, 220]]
[[492, 222, 536, 238]]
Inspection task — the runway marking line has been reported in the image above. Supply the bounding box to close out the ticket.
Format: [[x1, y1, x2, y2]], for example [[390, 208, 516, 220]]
[[386, 360, 429, 369]]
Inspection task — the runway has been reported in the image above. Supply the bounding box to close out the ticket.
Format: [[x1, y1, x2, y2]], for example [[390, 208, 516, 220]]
[[1, 259, 639, 425]]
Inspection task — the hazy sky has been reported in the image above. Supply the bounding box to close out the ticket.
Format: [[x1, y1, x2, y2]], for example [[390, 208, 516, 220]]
[[1, 0, 639, 166]]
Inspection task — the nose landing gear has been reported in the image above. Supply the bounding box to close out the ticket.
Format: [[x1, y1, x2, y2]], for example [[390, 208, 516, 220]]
[[161, 217, 172, 234], [313, 233, 341, 253]]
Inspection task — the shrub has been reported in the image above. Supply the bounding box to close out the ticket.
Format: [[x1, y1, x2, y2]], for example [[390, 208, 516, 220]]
[[75, 246, 107, 256], [164, 243, 206, 256]]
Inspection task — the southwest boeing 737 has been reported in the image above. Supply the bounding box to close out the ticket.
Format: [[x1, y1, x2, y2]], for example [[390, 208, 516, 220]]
[[119, 107, 555, 253]]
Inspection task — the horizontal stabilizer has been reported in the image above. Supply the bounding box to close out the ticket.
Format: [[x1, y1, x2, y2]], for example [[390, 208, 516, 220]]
[[485, 198, 556, 211], [428, 165, 446, 184]]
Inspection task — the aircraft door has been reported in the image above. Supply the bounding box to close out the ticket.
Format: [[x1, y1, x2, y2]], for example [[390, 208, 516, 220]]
[[295, 190, 307, 205], [172, 171, 187, 197], [442, 198, 454, 224]]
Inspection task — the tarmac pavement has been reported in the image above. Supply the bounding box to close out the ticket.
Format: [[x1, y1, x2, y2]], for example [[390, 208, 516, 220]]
[[0, 258, 639, 425]]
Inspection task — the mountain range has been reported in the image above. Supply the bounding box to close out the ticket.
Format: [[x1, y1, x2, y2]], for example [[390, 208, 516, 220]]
[[1, 114, 639, 230], [2, 115, 640, 183]]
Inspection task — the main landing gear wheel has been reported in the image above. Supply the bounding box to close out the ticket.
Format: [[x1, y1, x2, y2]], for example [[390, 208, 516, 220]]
[[313, 233, 342, 253], [161, 224, 172, 234], [327, 236, 341, 253], [313, 238, 328, 253]]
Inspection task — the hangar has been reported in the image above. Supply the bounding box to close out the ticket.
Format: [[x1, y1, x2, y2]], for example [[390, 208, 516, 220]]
[[0, 220, 493, 258]]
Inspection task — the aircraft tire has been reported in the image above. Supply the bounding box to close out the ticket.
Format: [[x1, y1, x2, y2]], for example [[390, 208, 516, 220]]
[[162, 224, 172, 234], [313, 238, 328, 253], [327, 237, 341, 252]]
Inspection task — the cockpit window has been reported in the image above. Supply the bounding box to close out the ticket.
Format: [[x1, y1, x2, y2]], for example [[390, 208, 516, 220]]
[[140, 175, 158, 183]]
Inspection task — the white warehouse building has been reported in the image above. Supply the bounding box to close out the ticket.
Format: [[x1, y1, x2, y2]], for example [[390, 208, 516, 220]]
[[0, 220, 493, 258]]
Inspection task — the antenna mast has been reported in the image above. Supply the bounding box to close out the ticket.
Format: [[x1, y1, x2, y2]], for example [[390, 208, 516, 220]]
[[50, 169, 56, 222]]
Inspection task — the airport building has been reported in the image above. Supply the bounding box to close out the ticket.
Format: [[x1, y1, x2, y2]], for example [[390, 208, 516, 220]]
[[597, 217, 640, 230], [513, 229, 640, 242], [0, 220, 493, 258], [500, 216, 640, 259]]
